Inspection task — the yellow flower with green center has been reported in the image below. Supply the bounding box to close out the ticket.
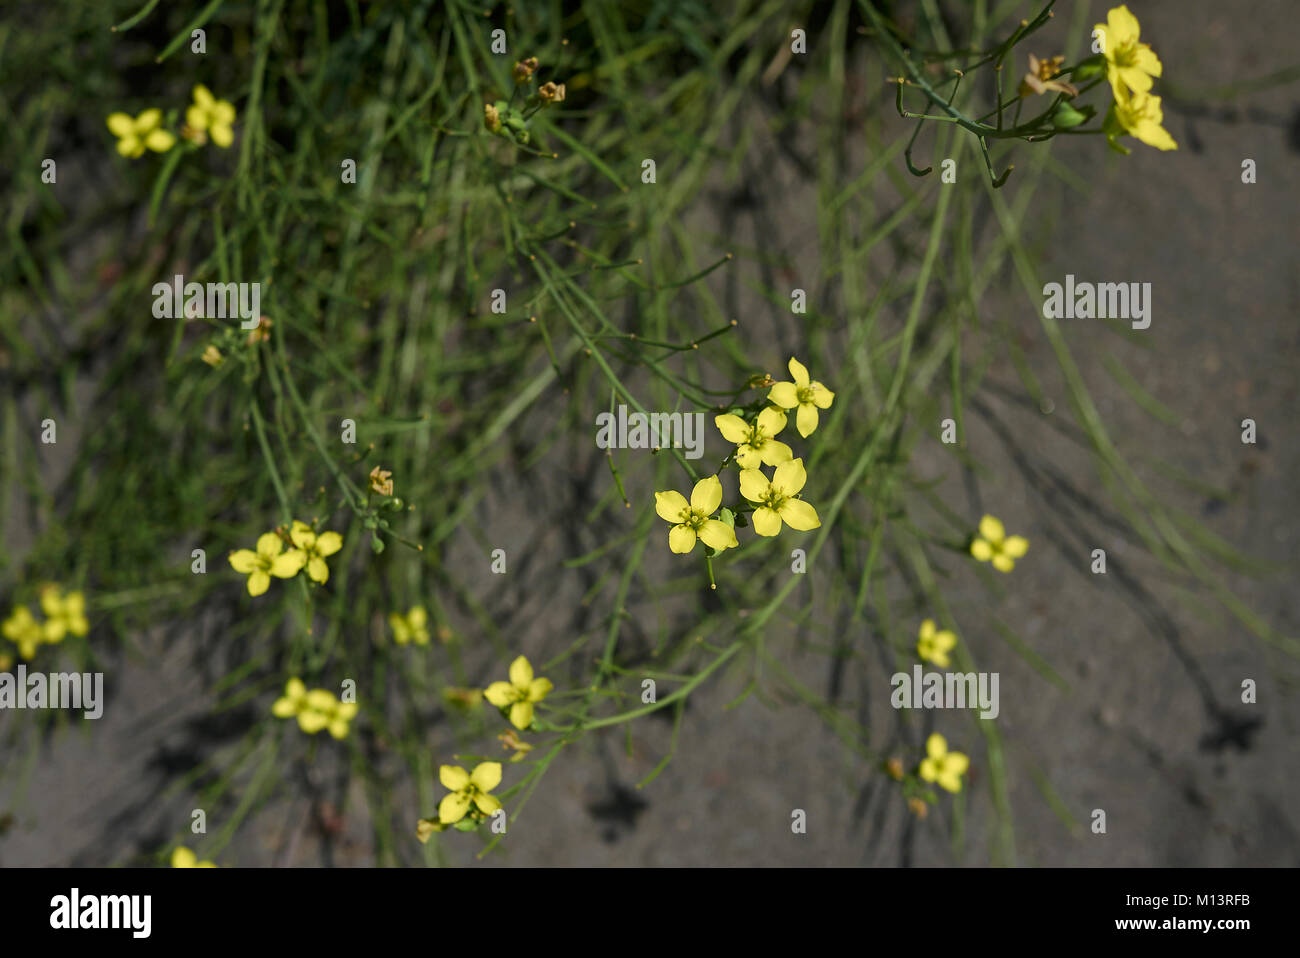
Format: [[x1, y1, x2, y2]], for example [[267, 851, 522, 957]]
[[738, 459, 821, 536], [39, 586, 88, 643], [917, 619, 957, 668], [2, 606, 44, 660], [919, 733, 969, 793], [289, 520, 343, 584], [654, 475, 739, 555], [389, 605, 430, 645], [767, 357, 835, 437], [437, 762, 503, 824], [106, 109, 176, 158], [1095, 5, 1163, 99], [714, 407, 793, 468], [1110, 87, 1178, 151], [171, 847, 216, 868], [969, 514, 1029, 572], [228, 532, 306, 596], [271, 678, 338, 734], [484, 655, 554, 730], [185, 85, 236, 148]]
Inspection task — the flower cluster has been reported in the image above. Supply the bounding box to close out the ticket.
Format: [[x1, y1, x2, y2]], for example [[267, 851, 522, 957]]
[[484, 56, 566, 145], [271, 678, 359, 739], [2, 585, 88, 662], [657, 357, 832, 559], [227, 521, 342, 596], [107, 85, 236, 158], [1095, 5, 1176, 152]]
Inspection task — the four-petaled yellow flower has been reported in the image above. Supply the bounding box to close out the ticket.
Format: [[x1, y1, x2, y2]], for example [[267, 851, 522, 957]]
[[1112, 87, 1178, 151], [272, 678, 337, 735], [39, 586, 88, 643], [654, 475, 739, 555], [917, 619, 957, 668], [228, 532, 305, 596], [715, 407, 793, 468], [767, 357, 835, 438], [325, 698, 359, 739], [289, 520, 343, 584], [919, 733, 969, 793], [484, 655, 554, 730], [437, 762, 502, 824], [969, 515, 1029, 572], [2, 606, 44, 660], [389, 606, 430, 646], [186, 85, 236, 148], [106, 109, 176, 158], [171, 847, 216, 868], [1095, 5, 1163, 100], [738, 459, 821, 537]]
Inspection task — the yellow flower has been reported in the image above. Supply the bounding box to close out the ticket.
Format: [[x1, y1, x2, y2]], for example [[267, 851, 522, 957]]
[[1111, 87, 1178, 151], [228, 532, 306, 596], [1019, 54, 1078, 98], [171, 847, 216, 868], [389, 606, 429, 645], [289, 520, 343, 584], [715, 407, 793, 468], [1095, 5, 1163, 99], [484, 103, 502, 133], [39, 586, 88, 643], [917, 619, 957, 668], [969, 515, 1029, 572], [484, 655, 553, 730], [919, 733, 969, 794], [106, 109, 175, 158], [766, 357, 835, 437], [437, 762, 502, 824], [738, 459, 821, 537], [185, 85, 236, 148], [201, 344, 224, 367], [271, 678, 337, 734], [654, 475, 739, 555], [2, 606, 44, 660]]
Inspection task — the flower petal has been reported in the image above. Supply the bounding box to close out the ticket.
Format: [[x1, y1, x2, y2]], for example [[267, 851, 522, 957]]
[[315, 531, 343, 556], [439, 765, 471, 791], [978, 515, 1005, 545], [787, 356, 810, 386], [771, 458, 807, 496], [306, 556, 330, 583], [474, 792, 502, 815], [135, 109, 163, 132], [926, 733, 947, 760], [438, 791, 471, 825], [690, 475, 723, 515], [289, 520, 314, 550], [509, 700, 534, 730], [654, 490, 689, 522], [752, 507, 782, 537], [768, 382, 798, 408], [734, 445, 761, 469], [527, 677, 554, 702], [777, 498, 820, 531], [698, 519, 738, 551], [714, 413, 750, 445], [760, 439, 793, 466], [484, 681, 516, 707], [228, 549, 259, 573], [210, 123, 234, 148], [756, 406, 787, 437], [144, 129, 176, 152], [738, 468, 769, 503], [246, 570, 271, 597], [992, 553, 1015, 573], [107, 113, 135, 137], [470, 761, 502, 792], [508, 655, 534, 687], [810, 383, 834, 409], [271, 550, 307, 578], [970, 538, 993, 561], [1002, 535, 1029, 558], [186, 105, 209, 131], [668, 524, 696, 554], [795, 403, 819, 438], [256, 532, 284, 557], [193, 84, 215, 110]]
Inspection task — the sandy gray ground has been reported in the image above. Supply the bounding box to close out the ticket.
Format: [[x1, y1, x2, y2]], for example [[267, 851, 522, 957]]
[[2, 0, 1297, 866]]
